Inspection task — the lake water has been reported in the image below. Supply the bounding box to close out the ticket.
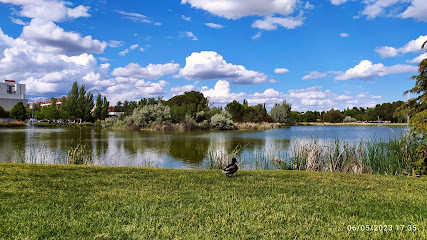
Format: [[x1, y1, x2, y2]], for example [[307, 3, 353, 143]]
[[0, 126, 406, 169]]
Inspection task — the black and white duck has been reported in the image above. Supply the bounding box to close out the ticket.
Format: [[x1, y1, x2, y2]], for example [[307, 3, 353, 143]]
[[222, 158, 238, 176]]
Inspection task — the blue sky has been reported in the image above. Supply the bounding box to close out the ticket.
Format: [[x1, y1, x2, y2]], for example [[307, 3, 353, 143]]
[[0, 0, 426, 111]]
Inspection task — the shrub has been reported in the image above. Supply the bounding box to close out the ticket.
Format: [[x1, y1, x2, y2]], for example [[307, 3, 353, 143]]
[[182, 114, 197, 131], [343, 116, 357, 123], [211, 111, 234, 130], [101, 117, 118, 128]]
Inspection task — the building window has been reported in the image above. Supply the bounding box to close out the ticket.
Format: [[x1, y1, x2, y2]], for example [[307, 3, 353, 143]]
[[7, 85, 16, 94]]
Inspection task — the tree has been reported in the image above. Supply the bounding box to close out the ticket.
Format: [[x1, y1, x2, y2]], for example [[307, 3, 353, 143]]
[[10, 102, 27, 121], [0, 105, 6, 118], [101, 97, 109, 120], [211, 111, 234, 130], [94, 93, 103, 120], [225, 100, 244, 122], [324, 108, 344, 123], [64, 81, 79, 119], [403, 40, 427, 174], [270, 101, 292, 124]]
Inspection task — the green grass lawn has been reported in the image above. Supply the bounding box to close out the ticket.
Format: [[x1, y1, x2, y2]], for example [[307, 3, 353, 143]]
[[0, 163, 426, 239]]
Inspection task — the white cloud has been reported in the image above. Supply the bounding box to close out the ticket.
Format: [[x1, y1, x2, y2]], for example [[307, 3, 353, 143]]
[[111, 62, 180, 79], [335, 60, 417, 81], [108, 40, 123, 48], [182, 0, 298, 20], [376, 35, 427, 58], [201, 80, 246, 104], [176, 51, 270, 84], [103, 79, 169, 104], [252, 15, 304, 30], [340, 33, 349, 38], [375, 46, 398, 58], [0, 0, 90, 22], [10, 17, 28, 25], [274, 68, 289, 74], [401, 0, 427, 22], [170, 85, 198, 95], [118, 44, 144, 56], [330, 0, 348, 5], [115, 10, 160, 25], [182, 15, 191, 21], [360, 0, 400, 19], [302, 71, 327, 80], [180, 31, 198, 40], [205, 23, 224, 29], [251, 32, 262, 40], [20, 19, 107, 55], [304, 2, 315, 10], [119, 49, 129, 56], [408, 53, 427, 63]]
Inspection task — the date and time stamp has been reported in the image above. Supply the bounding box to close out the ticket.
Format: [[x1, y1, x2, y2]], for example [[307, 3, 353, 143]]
[[347, 224, 418, 232]]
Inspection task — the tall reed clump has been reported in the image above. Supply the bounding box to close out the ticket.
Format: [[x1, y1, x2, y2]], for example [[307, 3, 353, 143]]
[[67, 139, 93, 165], [205, 143, 250, 169], [289, 135, 417, 175]]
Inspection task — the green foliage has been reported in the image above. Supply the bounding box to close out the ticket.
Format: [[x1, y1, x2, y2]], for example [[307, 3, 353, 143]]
[[210, 111, 234, 130], [181, 114, 197, 131], [270, 101, 292, 124], [10, 102, 27, 121], [343, 116, 357, 123], [226, 100, 269, 123], [94, 93, 102, 120], [110, 104, 172, 129], [403, 41, 427, 175], [64, 81, 79, 119], [63, 81, 94, 122], [165, 91, 209, 123], [100, 117, 118, 128], [324, 109, 344, 123], [0, 105, 6, 118], [102, 97, 109, 120]]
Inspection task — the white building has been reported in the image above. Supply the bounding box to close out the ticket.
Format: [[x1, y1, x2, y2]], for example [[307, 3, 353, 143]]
[[0, 80, 28, 110]]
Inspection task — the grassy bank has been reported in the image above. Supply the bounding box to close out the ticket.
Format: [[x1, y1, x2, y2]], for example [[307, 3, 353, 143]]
[[1, 164, 425, 239]]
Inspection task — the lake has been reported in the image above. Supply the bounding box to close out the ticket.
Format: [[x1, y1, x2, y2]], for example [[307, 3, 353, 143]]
[[0, 126, 407, 169]]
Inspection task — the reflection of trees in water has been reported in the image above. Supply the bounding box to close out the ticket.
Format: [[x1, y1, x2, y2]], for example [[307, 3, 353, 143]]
[[167, 136, 211, 165]]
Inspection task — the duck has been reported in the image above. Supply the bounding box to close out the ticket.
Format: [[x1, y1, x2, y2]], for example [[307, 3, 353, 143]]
[[223, 158, 238, 176]]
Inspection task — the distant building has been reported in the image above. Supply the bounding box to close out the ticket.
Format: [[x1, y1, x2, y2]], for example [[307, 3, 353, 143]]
[[29, 98, 66, 109], [0, 80, 28, 110]]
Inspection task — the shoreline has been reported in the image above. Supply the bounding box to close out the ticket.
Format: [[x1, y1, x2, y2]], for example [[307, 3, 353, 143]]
[[296, 122, 408, 127]]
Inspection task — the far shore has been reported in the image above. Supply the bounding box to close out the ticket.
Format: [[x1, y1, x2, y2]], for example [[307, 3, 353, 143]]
[[297, 122, 408, 127]]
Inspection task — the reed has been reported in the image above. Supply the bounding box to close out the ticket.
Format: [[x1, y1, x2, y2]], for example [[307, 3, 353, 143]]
[[67, 139, 93, 165]]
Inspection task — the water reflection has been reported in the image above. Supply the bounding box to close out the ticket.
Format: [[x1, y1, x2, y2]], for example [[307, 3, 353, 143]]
[[0, 126, 405, 169]]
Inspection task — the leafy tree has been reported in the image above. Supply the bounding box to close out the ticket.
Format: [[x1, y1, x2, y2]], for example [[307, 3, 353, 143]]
[[10, 102, 27, 121], [403, 40, 427, 174], [101, 97, 109, 120], [166, 91, 209, 123], [225, 100, 244, 122], [64, 82, 79, 119], [290, 111, 303, 122], [94, 93, 103, 120], [270, 101, 292, 124], [0, 105, 6, 118], [324, 108, 344, 123]]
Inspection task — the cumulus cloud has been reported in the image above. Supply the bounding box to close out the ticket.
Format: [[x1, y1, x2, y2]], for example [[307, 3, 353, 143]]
[[176, 51, 270, 84], [0, 0, 90, 22], [375, 46, 399, 58], [401, 0, 427, 22], [111, 62, 180, 79], [408, 53, 427, 63], [340, 33, 349, 38], [332, 0, 427, 22], [252, 15, 305, 30], [103, 79, 169, 104], [334, 60, 417, 81], [20, 19, 107, 55], [376, 35, 427, 58], [118, 44, 144, 56], [182, 0, 298, 20], [201, 80, 246, 104], [302, 71, 327, 80], [205, 23, 224, 29], [170, 84, 198, 95], [182, 0, 307, 31], [274, 68, 289, 74]]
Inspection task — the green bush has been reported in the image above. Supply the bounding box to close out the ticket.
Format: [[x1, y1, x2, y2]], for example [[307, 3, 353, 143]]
[[101, 117, 118, 128], [211, 111, 234, 130], [343, 116, 357, 123]]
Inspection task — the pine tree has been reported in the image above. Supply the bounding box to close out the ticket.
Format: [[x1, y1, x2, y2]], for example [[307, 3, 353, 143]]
[[94, 93, 102, 120]]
